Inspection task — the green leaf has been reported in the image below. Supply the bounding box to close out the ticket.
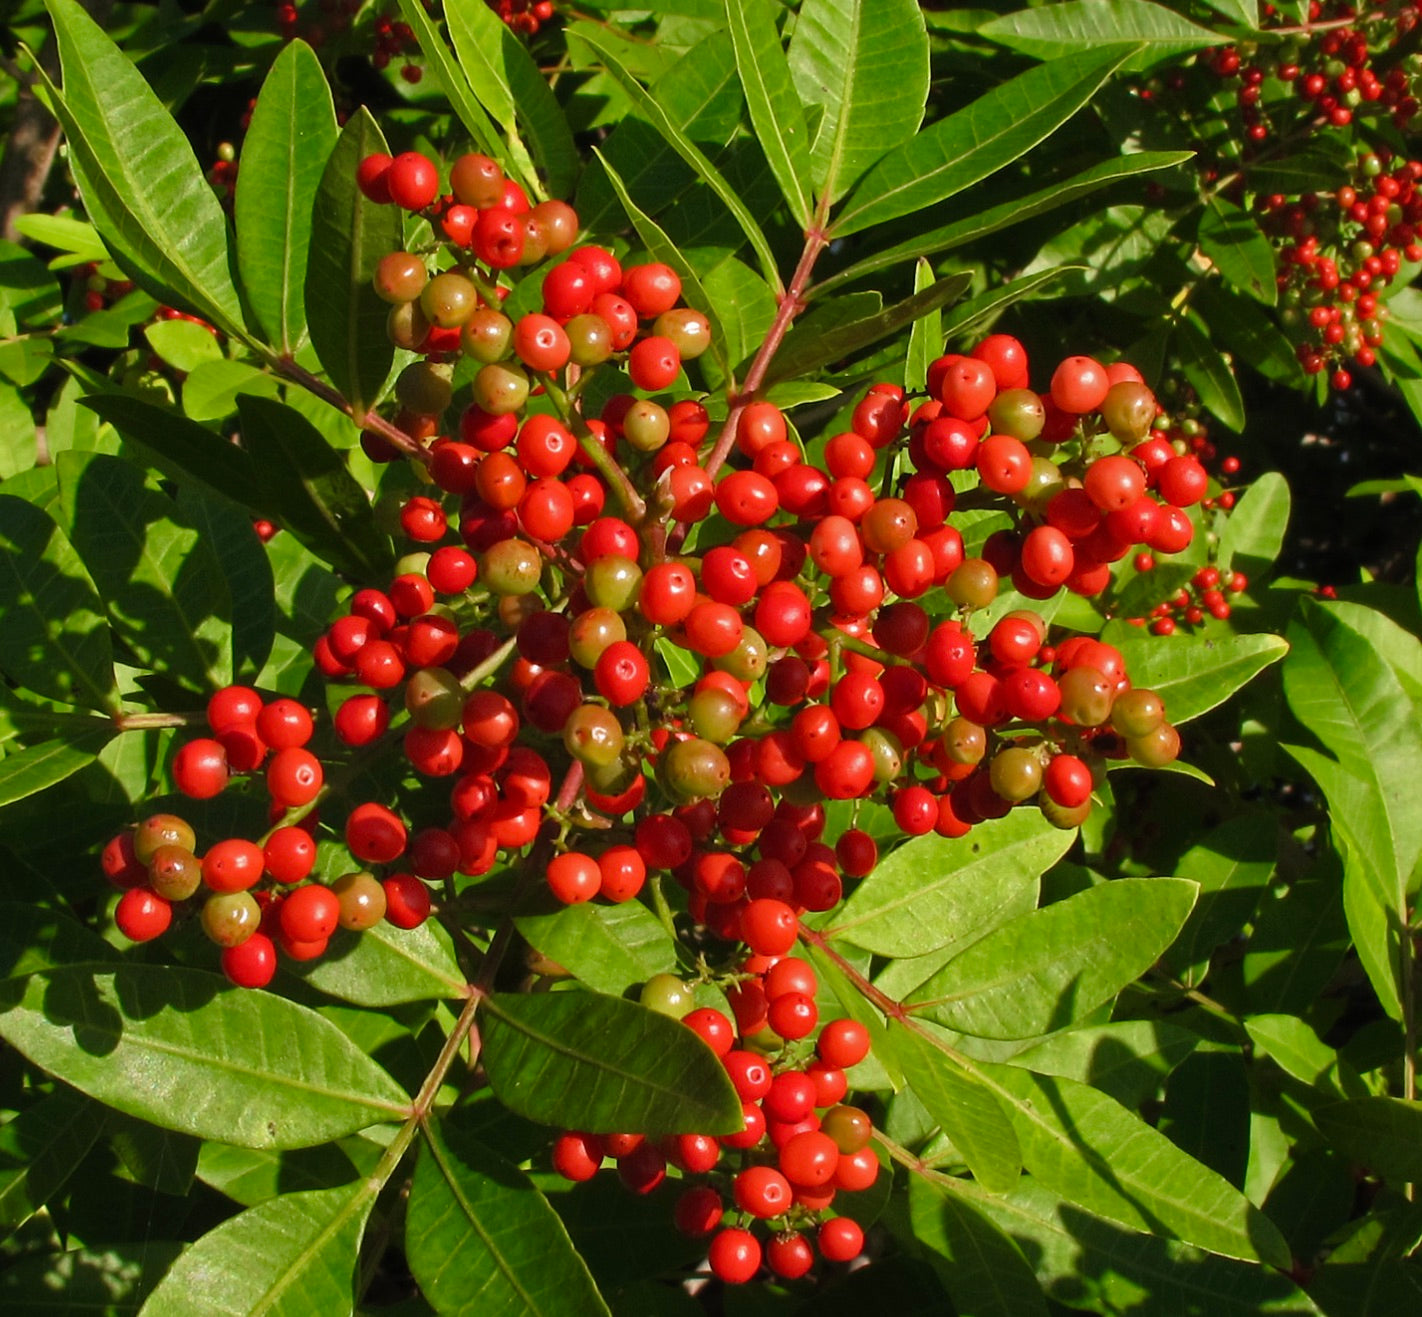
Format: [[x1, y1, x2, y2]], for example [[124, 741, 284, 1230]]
[[906, 879, 1196, 1039], [1199, 196, 1277, 305], [0, 238, 63, 328], [1201, 0, 1261, 26], [236, 395, 393, 582], [724, 0, 813, 228], [182, 358, 282, 424], [176, 487, 276, 683], [514, 900, 679, 997], [304, 109, 399, 419], [1111, 631, 1288, 724], [984, 1066, 1293, 1267], [0, 733, 111, 809], [0, 964, 409, 1148], [12, 213, 109, 265], [763, 271, 972, 386], [0, 1088, 107, 1234], [980, 0, 1225, 71], [40, 0, 245, 337], [479, 990, 741, 1136], [817, 151, 1193, 294], [804, 940, 905, 1090], [906, 1177, 1049, 1317], [592, 149, 730, 378], [969, 1180, 1321, 1316], [138, 1182, 375, 1316], [1245, 1014, 1361, 1101], [939, 266, 1083, 342], [1193, 281, 1302, 384], [56, 450, 234, 691], [1314, 1098, 1422, 1185], [904, 259, 940, 394], [830, 812, 1067, 958], [0, 338, 53, 392], [785, 0, 929, 205], [1246, 140, 1353, 196], [0, 494, 118, 713], [293, 920, 467, 1006], [1283, 601, 1422, 928], [832, 45, 1139, 237], [406, 1112, 610, 1317], [701, 257, 778, 373], [235, 39, 339, 355], [1158, 1049, 1250, 1187], [1217, 471, 1290, 580], [144, 319, 225, 373], [81, 392, 267, 511], [107, 1111, 200, 1196], [445, 0, 576, 200], [1240, 851, 1348, 1016], [0, 904, 118, 979], [395, 0, 507, 168], [1176, 314, 1246, 431], [1164, 815, 1276, 977], [1007, 1020, 1199, 1108], [197, 1139, 370, 1208], [574, 27, 781, 291], [895, 1025, 1021, 1192]]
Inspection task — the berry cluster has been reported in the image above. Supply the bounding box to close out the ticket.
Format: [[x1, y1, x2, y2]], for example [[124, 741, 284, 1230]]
[[1263, 150, 1421, 387], [1139, 2, 1422, 389], [101, 685, 435, 988], [274, 0, 362, 51], [553, 959, 876, 1284], [1209, 3, 1422, 140], [1135, 564, 1249, 636], [485, 0, 555, 37], [71, 261, 134, 315], [102, 157, 1196, 1077]]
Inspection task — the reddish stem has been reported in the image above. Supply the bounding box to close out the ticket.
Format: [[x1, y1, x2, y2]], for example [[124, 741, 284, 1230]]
[[701, 221, 830, 486], [270, 355, 431, 464]]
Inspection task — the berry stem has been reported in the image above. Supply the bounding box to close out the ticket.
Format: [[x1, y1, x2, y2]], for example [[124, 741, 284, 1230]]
[[701, 204, 833, 487], [540, 376, 647, 522], [458, 635, 519, 693], [112, 710, 203, 730], [795, 924, 908, 1022], [266, 353, 431, 463], [819, 628, 907, 669]]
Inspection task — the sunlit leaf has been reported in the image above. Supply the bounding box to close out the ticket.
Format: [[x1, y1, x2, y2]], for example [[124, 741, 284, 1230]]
[[139, 1182, 376, 1316], [304, 110, 398, 420], [236, 40, 338, 354], [833, 46, 1139, 236], [480, 990, 741, 1136], [829, 812, 1067, 958], [906, 879, 1197, 1039], [40, 0, 245, 336], [406, 1111, 610, 1316], [0, 964, 409, 1148], [786, 0, 929, 205]]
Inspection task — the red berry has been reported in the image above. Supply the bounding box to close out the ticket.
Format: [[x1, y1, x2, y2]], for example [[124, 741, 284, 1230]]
[[222, 932, 277, 989], [115, 887, 172, 942], [817, 1216, 864, 1263], [708, 1228, 761, 1283], [382, 873, 431, 928], [386, 152, 439, 211], [173, 738, 229, 799]]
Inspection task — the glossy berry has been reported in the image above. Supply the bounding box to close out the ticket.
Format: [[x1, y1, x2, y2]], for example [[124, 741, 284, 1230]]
[[115, 887, 172, 942]]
